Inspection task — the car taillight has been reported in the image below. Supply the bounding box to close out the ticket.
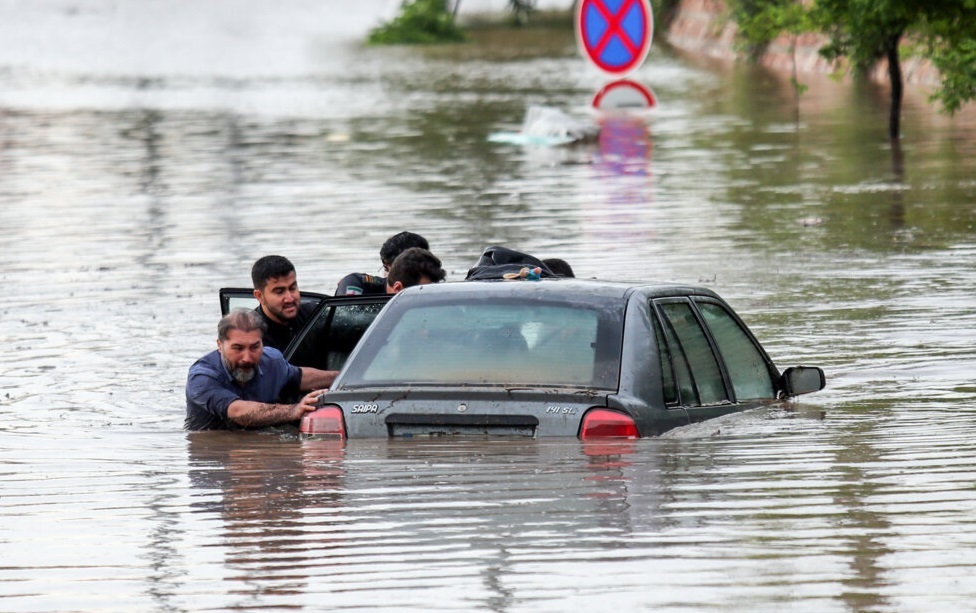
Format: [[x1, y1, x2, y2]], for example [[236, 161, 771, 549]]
[[579, 408, 639, 439], [300, 405, 346, 439]]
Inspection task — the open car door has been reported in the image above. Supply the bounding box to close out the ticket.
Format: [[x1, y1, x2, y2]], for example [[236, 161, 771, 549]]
[[219, 288, 388, 373], [218, 287, 330, 316], [284, 295, 391, 373]]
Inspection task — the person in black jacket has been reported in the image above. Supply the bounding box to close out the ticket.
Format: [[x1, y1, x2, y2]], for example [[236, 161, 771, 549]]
[[251, 255, 316, 352], [335, 231, 429, 295]]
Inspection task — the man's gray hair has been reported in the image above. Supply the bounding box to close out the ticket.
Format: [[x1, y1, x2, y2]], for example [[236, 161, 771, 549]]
[[218, 308, 267, 341]]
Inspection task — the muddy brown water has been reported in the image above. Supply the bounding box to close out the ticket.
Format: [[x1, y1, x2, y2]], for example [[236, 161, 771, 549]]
[[2, 1, 976, 610]]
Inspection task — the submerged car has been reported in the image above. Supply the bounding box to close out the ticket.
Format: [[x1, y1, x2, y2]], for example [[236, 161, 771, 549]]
[[269, 278, 825, 440]]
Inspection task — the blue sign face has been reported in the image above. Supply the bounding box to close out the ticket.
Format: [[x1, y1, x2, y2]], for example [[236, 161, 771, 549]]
[[576, 0, 653, 76]]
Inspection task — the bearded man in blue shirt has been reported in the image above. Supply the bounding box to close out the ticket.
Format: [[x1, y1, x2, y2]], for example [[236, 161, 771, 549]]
[[185, 309, 337, 431]]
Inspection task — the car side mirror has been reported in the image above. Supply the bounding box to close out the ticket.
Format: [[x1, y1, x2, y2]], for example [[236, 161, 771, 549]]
[[779, 366, 826, 397]]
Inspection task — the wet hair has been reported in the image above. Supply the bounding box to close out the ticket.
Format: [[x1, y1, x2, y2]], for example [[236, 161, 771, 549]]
[[380, 232, 429, 269], [251, 255, 295, 290], [387, 247, 446, 289], [542, 258, 575, 278], [218, 308, 267, 341]]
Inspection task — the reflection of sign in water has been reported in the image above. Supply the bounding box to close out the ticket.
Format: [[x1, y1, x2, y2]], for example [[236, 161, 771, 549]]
[[592, 79, 657, 111], [598, 113, 651, 177], [582, 112, 654, 246], [576, 0, 653, 76]]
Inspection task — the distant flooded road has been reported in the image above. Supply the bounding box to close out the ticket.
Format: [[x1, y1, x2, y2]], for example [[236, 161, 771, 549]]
[[2, 1, 976, 610]]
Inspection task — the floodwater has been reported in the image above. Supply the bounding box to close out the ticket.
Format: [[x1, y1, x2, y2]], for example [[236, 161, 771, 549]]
[[2, 1, 976, 610]]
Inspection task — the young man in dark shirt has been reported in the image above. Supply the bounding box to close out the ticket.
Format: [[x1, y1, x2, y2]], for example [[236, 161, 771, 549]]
[[251, 255, 316, 352], [335, 231, 429, 295], [385, 247, 446, 293]]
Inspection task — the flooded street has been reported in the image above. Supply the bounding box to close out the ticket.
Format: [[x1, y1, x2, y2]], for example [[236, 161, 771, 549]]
[[3, 0, 976, 610]]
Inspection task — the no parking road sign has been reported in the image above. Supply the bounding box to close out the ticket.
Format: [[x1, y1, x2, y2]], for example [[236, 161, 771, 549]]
[[576, 0, 653, 76]]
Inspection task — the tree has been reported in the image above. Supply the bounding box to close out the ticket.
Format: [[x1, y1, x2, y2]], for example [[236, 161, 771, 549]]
[[732, 0, 811, 124], [508, 0, 537, 26], [729, 0, 976, 141], [812, 0, 918, 140], [811, 0, 975, 140]]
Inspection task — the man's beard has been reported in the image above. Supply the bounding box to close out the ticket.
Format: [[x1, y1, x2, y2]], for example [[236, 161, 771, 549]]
[[268, 302, 296, 323], [223, 356, 255, 384]]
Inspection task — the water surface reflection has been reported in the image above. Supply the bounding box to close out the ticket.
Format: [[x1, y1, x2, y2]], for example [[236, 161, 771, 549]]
[[2, 0, 976, 609]]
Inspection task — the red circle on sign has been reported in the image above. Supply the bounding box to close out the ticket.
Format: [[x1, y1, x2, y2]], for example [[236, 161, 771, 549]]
[[576, 0, 653, 76], [592, 79, 657, 110]]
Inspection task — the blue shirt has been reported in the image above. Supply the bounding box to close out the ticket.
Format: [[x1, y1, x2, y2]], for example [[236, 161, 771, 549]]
[[184, 347, 302, 431]]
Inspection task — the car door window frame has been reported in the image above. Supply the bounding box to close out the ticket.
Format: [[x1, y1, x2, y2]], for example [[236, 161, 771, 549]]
[[692, 297, 778, 401], [284, 294, 391, 371], [652, 297, 734, 407], [650, 305, 695, 407], [218, 287, 330, 316]]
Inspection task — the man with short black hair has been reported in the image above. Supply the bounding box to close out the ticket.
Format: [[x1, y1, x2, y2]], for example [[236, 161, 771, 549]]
[[185, 309, 337, 431], [336, 231, 430, 295], [251, 255, 315, 352], [386, 247, 446, 294]]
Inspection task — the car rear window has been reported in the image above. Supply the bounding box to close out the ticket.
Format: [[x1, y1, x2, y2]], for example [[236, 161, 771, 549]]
[[341, 300, 623, 389]]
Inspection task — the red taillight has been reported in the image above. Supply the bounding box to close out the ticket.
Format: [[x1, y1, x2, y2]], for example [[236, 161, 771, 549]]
[[579, 408, 639, 439], [300, 405, 346, 439]]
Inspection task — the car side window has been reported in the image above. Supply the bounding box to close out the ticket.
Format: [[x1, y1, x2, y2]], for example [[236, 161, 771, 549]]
[[657, 301, 729, 406], [696, 301, 775, 400], [650, 312, 679, 405], [287, 301, 386, 372]]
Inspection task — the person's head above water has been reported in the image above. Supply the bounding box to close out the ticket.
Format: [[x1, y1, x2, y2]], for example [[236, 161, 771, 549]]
[[380, 231, 429, 272], [386, 247, 446, 293], [216, 308, 267, 385], [251, 255, 301, 324], [542, 258, 575, 278]]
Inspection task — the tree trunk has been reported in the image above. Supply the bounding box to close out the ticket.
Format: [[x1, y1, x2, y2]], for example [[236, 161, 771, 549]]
[[790, 34, 800, 128], [886, 33, 903, 141]]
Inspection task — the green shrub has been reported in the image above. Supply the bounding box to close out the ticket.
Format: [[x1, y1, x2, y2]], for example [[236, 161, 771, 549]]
[[368, 0, 468, 45]]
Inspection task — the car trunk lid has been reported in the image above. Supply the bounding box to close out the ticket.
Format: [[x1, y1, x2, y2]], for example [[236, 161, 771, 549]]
[[328, 388, 610, 438]]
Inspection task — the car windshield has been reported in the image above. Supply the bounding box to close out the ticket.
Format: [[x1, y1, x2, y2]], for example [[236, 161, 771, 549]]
[[340, 297, 624, 389]]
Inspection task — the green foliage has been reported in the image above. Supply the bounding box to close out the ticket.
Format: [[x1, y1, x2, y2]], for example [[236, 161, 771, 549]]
[[727, 0, 976, 137], [790, 76, 809, 96], [810, 0, 912, 69], [728, 0, 812, 108], [812, 0, 976, 117], [922, 1, 976, 113], [731, 0, 810, 49], [368, 0, 467, 45]]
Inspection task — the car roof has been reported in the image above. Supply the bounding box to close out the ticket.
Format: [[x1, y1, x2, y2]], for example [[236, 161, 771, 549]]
[[391, 277, 724, 302]]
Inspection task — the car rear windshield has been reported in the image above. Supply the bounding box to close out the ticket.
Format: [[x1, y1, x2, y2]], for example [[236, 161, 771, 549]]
[[340, 298, 624, 389]]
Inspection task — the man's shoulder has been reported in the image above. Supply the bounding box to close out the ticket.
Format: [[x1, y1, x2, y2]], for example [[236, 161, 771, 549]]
[[187, 351, 229, 389], [253, 303, 271, 322], [336, 272, 387, 296], [259, 346, 301, 382], [261, 346, 286, 362], [259, 346, 296, 371], [297, 301, 317, 319], [189, 350, 222, 374]]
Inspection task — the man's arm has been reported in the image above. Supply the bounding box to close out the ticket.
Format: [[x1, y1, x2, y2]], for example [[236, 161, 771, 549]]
[[227, 390, 322, 428], [300, 367, 338, 391]]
